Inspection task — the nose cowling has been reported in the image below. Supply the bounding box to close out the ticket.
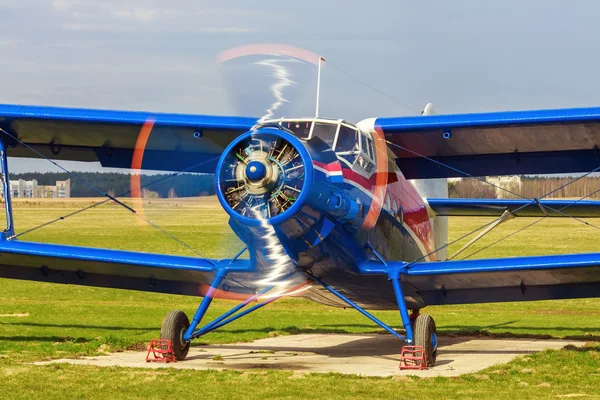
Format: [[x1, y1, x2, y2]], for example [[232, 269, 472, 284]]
[[216, 128, 313, 226]]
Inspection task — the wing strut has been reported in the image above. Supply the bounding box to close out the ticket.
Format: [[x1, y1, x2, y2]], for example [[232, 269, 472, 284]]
[[0, 138, 14, 238], [447, 209, 515, 260]]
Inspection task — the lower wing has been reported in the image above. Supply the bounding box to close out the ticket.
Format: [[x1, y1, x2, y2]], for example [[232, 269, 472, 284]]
[[427, 198, 600, 217], [0, 239, 254, 299], [361, 253, 600, 306]]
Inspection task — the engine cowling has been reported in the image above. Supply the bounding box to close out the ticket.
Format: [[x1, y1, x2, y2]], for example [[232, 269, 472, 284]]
[[216, 128, 313, 226]]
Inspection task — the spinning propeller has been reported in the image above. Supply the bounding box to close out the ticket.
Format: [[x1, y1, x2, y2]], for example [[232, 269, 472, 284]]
[[129, 44, 322, 272]]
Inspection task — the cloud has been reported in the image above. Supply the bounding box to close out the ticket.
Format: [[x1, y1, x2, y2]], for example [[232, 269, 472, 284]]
[[114, 7, 157, 22], [51, 0, 76, 11]]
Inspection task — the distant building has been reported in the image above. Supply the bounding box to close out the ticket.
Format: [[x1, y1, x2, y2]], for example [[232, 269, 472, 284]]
[[9, 179, 38, 198], [1, 179, 70, 198]]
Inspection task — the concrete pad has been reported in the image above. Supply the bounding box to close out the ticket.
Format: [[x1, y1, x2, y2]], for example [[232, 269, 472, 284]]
[[35, 334, 581, 377]]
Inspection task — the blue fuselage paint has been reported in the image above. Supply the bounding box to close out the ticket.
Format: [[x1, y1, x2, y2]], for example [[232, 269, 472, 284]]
[[219, 129, 434, 310]]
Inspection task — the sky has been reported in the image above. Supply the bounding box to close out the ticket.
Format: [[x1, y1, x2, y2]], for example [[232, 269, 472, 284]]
[[2, 0, 600, 171]]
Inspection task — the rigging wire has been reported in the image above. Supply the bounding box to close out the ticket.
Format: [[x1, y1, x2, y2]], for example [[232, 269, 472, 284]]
[[401, 170, 600, 266], [324, 60, 421, 115], [383, 131, 600, 264], [460, 186, 600, 260], [385, 140, 528, 200], [1, 128, 211, 258], [9, 156, 219, 243]]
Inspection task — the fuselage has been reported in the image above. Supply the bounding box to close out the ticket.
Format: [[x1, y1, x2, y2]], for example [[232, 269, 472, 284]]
[[217, 117, 442, 310]]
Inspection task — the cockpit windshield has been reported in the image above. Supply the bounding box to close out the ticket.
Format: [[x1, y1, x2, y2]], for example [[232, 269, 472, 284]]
[[281, 120, 311, 140], [253, 118, 376, 175]]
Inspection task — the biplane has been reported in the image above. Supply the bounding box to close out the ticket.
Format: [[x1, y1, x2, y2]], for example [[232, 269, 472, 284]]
[[1, 45, 600, 367]]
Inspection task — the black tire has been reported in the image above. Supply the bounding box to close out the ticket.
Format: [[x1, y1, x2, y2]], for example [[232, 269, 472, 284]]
[[160, 310, 190, 361], [413, 314, 437, 367]]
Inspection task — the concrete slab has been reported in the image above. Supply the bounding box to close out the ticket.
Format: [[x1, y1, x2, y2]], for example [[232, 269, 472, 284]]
[[35, 334, 581, 377]]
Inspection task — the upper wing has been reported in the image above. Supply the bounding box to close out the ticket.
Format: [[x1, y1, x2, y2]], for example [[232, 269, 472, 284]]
[[0, 104, 258, 172], [361, 252, 600, 305], [376, 107, 600, 179]]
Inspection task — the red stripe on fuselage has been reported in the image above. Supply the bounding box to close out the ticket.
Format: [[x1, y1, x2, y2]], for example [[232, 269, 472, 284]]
[[312, 153, 435, 260]]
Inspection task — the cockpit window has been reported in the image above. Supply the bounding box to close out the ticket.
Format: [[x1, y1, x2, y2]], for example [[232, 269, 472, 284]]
[[335, 126, 360, 165], [282, 121, 312, 140], [311, 122, 337, 148], [335, 126, 358, 153]]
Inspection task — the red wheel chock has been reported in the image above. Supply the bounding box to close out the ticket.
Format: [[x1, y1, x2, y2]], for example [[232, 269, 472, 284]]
[[399, 345, 428, 370], [146, 339, 177, 363]]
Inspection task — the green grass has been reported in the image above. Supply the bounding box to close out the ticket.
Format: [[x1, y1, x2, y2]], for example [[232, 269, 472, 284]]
[[2, 198, 600, 399], [3, 348, 600, 400]]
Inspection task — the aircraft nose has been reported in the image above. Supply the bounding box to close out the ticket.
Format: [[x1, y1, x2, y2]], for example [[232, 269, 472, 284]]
[[217, 127, 312, 223], [245, 161, 267, 182]]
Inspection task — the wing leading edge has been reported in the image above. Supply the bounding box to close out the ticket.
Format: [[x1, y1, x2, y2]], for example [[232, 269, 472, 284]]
[[0, 104, 258, 172], [0, 239, 253, 298], [427, 198, 600, 217], [361, 252, 600, 306], [376, 106, 600, 179]]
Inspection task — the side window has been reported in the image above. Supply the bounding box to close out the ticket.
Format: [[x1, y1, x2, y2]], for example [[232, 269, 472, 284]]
[[335, 126, 359, 153], [356, 132, 375, 173], [366, 137, 375, 160], [360, 133, 375, 161], [311, 122, 337, 148], [335, 126, 360, 166]]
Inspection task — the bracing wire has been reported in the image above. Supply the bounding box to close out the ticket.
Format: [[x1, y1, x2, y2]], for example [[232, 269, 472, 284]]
[[386, 135, 600, 266], [324, 60, 421, 115], [385, 140, 529, 200], [460, 186, 600, 260], [1, 128, 213, 258]]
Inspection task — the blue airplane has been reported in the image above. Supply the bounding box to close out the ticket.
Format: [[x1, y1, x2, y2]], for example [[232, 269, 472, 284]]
[[1, 101, 600, 367], [3, 42, 600, 366]]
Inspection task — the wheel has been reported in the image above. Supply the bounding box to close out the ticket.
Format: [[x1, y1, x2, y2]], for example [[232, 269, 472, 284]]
[[161, 310, 190, 361], [413, 314, 437, 367]]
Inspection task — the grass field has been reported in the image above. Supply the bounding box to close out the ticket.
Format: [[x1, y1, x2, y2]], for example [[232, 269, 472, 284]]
[[1, 198, 600, 399]]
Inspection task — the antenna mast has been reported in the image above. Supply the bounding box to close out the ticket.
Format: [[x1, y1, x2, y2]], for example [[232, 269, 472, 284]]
[[315, 57, 325, 117]]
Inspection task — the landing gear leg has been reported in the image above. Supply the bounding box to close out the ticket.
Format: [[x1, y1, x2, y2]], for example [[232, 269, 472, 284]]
[[161, 269, 228, 361], [391, 271, 437, 367]]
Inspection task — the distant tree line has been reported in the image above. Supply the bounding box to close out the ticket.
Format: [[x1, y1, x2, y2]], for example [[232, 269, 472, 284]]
[[11, 172, 599, 199], [518, 176, 600, 199], [449, 179, 497, 199], [449, 176, 600, 199], [10, 172, 216, 198]]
